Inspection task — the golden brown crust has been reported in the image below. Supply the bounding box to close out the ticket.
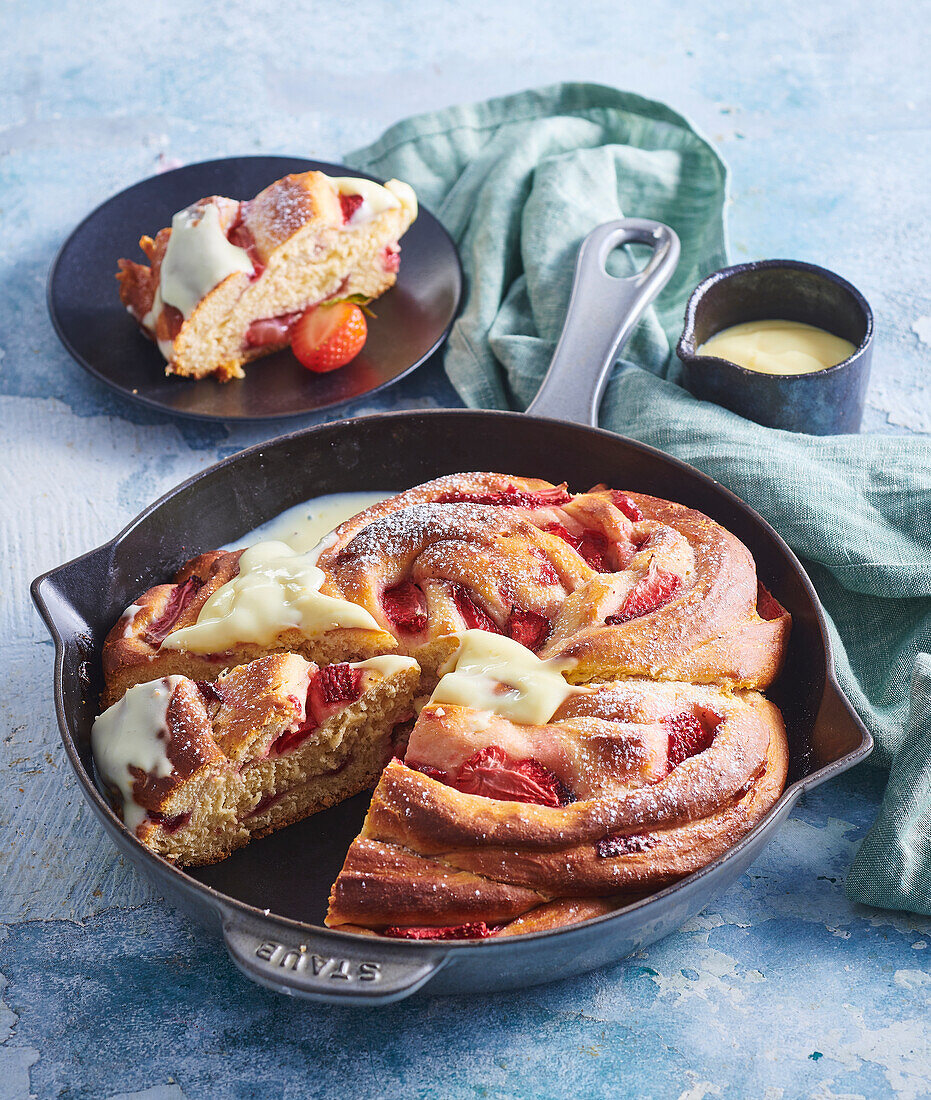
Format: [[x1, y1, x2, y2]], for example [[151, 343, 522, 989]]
[[493, 896, 628, 936], [325, 683, 788, 930], [97, 472, 792, 932], [126, 678, 227, 814], [242, 171, 342, 261]]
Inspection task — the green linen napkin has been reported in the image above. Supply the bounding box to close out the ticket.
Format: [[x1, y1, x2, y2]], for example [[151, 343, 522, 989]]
[[347, 83, 931, 915], [348, 82, 727, 403]]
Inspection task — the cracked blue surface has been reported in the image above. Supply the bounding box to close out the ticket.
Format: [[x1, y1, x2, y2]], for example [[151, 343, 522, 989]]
[[3, 0, 930, 1096], [2, 769, 930, 1100]]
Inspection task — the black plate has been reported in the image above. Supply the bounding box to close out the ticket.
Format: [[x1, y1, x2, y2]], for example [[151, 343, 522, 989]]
[[47, 156, 463, 421]]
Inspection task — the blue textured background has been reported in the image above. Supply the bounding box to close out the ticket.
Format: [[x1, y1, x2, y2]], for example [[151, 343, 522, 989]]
[[2, 2, 930, 1097]]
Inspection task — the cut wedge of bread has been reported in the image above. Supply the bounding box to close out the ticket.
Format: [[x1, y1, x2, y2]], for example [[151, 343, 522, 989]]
[[117, 170, 417, 381], [91, 653, 420, 865]]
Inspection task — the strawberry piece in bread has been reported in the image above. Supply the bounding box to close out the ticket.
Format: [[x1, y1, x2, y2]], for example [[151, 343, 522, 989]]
[[382, 581, 428, 634]]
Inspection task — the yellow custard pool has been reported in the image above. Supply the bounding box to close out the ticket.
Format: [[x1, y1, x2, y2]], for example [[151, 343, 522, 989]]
[[698, 319, 856, 376]]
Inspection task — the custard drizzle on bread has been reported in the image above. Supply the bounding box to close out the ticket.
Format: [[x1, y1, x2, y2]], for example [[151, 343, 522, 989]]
[[117, 170, 417, 381], [94, 472, 791, 936]]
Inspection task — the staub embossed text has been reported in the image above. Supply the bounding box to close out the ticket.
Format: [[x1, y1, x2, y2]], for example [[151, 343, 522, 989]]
[[254, 940, 381, 981]]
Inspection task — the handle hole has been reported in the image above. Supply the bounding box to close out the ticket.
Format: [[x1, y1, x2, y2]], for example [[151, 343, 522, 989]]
[[605, 241, 655, 280]]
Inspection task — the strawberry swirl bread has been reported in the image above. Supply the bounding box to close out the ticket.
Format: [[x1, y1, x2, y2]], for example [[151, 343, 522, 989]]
[[94, 472, 791, 936], [312, 472, 790, 690]]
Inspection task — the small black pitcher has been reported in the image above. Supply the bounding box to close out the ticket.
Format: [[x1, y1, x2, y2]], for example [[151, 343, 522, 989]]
[[677, 260, 873, 434]]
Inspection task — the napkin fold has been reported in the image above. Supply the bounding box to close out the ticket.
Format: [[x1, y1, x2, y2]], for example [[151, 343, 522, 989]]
[[348, 83, 931, 915]]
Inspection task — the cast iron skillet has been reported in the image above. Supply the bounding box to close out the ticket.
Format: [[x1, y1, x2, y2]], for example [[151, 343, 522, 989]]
[[31, 221, 872, 1004]]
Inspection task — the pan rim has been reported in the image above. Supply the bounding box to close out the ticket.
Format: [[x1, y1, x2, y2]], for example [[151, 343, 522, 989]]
[[31, 407, 873, 950]]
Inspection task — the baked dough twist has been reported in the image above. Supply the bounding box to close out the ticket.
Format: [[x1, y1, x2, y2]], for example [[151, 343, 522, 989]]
[[97, 472, 792, 937], [327, 680, 788, 933], [316, 472, 790, 688]]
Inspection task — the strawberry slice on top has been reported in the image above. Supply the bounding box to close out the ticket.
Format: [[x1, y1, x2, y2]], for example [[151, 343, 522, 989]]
[[338, 193, 364, 223], [435, 484, 572, 508], [143, 576, 204, 646], [606, 563, 683, 625], [664, 711, 719, 769], [450, 745, 567, 807], [308, 663, 364, 726], [505, 608, 550, 651], [382, 580, 428, 634], [451, 585, 500, 634]]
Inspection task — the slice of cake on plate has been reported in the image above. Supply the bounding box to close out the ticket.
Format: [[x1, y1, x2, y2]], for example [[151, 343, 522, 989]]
[[116, 170, 417, 381]]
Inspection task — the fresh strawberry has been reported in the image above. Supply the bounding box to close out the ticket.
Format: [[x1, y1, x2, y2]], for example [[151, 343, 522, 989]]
[[505, 608, 550, 651], [143, 577, 204, 646], [435, 484, 572, 508], [339, 193, 364, 223], [291, 302, 367, 373], [383, 922, 494, 940], [606, 564, 683, 625], [611, 492, 644, 522], [453, 745, 565, 806], [382, 580, 428, 634], [308, 663, 363, 726], [577, 531, 611, 572], [451, 584, 500, 633], [664, 711, 716, 769]]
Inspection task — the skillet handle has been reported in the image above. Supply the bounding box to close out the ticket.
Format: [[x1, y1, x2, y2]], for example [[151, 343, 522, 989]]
[[222, 915, 448, 1005], [526, 218, 680, 427]]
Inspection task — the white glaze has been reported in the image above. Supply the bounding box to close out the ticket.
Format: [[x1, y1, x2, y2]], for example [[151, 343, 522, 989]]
[[91, 677, 183, 831], [226, 491, 390, 553], [161, 540, 380, 654], [329, 176, 418, 225], [120, 604, 142, 638], [140, 285, 177, 360], [157, 201, 254, 320], [351, 655, 419, 678], [385, 179, 418, 220], [431, 631, 576, 726]]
